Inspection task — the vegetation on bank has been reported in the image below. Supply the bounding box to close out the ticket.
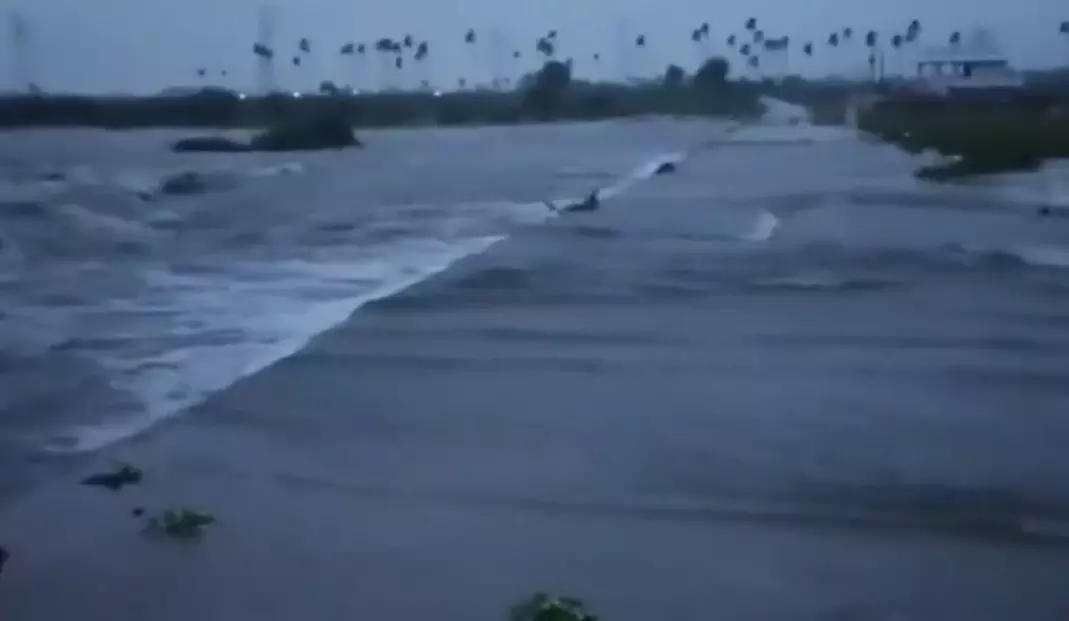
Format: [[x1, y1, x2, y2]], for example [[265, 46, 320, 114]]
[[0, 58, 763, 130], [857, 95, 1069, 180]]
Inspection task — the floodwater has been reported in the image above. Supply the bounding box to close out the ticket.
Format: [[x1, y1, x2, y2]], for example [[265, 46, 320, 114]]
[[1, 110, 1068, 620]]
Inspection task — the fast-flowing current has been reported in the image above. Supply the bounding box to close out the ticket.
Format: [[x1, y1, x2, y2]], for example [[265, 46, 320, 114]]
[[2, 106, 1069, 620]]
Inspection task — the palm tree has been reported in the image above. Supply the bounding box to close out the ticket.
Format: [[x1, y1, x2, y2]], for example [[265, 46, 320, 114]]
[[296, 37, 312, 90], [536, 36, 555, 59], [252, 42, 275, 94], [901, 20, 922, 79], [1060, 22, 1069, 67], [374, 37, 397, 90], [727, 34, 737, 47], [949, 31, 961, 47], [864, 30, 879, 81], [753, 30, 764, 44], [840, 28, 855, 79], [697, 22, 712, 62], [827, 32, 840, 78], [745, 17, 757, 31], [339, 42, 356, 90], [739, 42, 753, 79], [1062, 22, 1069, 64], [888, 34, 904, 76], [691, 28, 705, 69], [906, 20, 921, 41], [414, 41, 430, 90], [464, 28, 480, 87], [634, 34, 647, 77]]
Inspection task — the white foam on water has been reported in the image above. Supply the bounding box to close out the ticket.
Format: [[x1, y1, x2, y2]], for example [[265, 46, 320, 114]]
[[249, 161, 305, 178], [741, 210, 781, 242], [43, 235, 503, 454], [1006, 245, 1069, 270], [41, 150, 693, 454], [597, 151, 688, 200]]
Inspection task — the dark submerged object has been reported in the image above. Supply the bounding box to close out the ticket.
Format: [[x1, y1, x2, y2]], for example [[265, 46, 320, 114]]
[[159, 171, 210, 196], [145, 508, 216, 539], [546, 190, 600, 213], [249, 114, 362, 151], [1038, 206, 1052, 217], [80, 463, 143, 491], [654, 161, 677, 175], [171, 114, 361, 153], [171, 136, 250, 153], [0, 546, 8, 577]]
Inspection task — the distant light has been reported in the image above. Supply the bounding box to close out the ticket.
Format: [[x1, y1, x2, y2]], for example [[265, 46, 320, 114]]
[[433, 90, 442, 97], [292, 91, 302, 98], [237, 92, 247, 100]]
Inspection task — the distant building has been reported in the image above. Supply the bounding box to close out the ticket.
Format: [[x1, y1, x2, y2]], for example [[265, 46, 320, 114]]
[[905, 28, 1025, 97]]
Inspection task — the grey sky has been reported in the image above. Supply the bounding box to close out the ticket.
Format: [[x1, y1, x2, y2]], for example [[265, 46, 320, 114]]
[[4, 0, 1068, 94]]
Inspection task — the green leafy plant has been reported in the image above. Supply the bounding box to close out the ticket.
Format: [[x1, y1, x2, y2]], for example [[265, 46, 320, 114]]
[[508, 593, 599, 621]]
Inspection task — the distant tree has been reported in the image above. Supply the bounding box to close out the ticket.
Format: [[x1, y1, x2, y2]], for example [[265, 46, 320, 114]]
[[906, 20, 922, 44], [694, 56, 729, 90], [949, 31, 961, 46], [745, 17, 757, 31], [523, 59, 572, 116], [663, 64, 685, 88]]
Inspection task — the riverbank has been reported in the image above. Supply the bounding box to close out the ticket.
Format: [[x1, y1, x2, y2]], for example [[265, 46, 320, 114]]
[[857, 95, 1069, 180], [0, 80, 763, 130]]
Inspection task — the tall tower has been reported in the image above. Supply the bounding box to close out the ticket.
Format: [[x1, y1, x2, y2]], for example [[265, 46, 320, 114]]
[[256, 5, 277, 94]]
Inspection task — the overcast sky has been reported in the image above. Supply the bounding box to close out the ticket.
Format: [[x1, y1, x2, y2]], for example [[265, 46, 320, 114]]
[[4, 0, 1068, 94]]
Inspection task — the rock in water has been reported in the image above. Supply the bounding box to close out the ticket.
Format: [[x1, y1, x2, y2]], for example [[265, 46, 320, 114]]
[[249, 114, 362, 152], [171, 136, 251, 153]]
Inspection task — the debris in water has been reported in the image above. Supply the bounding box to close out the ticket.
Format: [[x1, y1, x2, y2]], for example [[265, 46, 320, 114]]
[[80, 463, 143, 491], [654, 161, 677, 175], [509, 593, 599, 621], [144, 508, 216, 539]]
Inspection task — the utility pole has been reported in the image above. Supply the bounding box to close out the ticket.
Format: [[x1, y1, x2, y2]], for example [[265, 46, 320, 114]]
[[256, 5, 277, 94]]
